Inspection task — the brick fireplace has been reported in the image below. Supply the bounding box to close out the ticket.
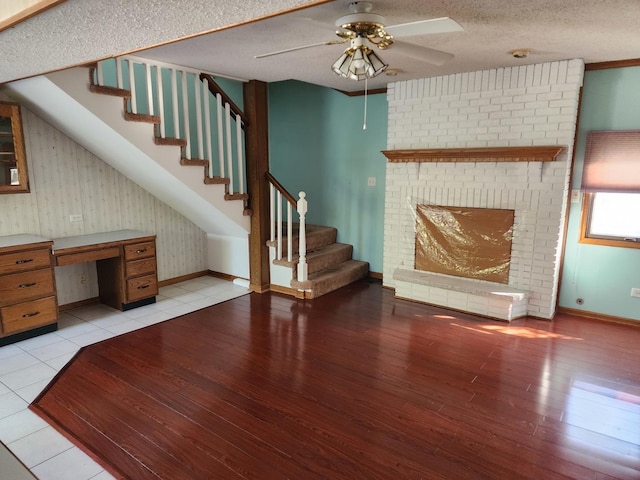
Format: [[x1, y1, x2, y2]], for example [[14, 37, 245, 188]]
[[383, 59, 584, 320]]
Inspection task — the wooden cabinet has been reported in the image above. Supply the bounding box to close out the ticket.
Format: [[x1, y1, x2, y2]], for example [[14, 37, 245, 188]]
[[121, 238, 158, 308], [0, 236, 57, 345]]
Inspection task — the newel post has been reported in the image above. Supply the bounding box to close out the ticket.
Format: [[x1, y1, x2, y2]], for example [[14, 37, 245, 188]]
[[297, 192, 308, 282]]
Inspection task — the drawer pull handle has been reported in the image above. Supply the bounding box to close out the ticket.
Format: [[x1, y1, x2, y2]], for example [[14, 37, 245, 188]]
[[19, 282, 37, 288], [23, 311, 40, 318], [135, 248, 147, 254], [15, 259, 33, 264], [137, 284, 150, 290]]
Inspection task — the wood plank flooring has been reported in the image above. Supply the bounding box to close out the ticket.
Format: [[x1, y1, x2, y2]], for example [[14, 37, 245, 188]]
[[32, 280, 640, 479]]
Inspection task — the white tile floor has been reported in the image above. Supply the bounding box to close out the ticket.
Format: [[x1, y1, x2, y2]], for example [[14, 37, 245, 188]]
[[0, 276, 250, 480]]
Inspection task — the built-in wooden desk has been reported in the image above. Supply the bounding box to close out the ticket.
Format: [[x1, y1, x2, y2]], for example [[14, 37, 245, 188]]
[[53, 230, 158, 311]]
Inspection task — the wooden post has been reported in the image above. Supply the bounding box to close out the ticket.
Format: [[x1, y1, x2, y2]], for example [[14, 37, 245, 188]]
[[244, 80, 271, 293]]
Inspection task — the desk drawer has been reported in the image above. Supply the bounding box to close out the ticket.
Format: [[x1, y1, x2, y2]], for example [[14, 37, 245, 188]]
[[126, 274, 158, 302], [124, 241, 155, 261], [1, 296, 57, 335], [55, 246, 120, 266], [125, 258, 156, 278], [0, 268, 55, 307], [0, 248, 51, 275]]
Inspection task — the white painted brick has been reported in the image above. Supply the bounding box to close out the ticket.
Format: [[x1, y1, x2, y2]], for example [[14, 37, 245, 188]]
[[384, 60, 581, 320]]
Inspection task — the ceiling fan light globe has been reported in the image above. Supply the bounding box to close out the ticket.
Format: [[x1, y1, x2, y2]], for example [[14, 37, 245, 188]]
[[351, 47, 366, 68], [367, 49, 388, 75], [331, 51, 352, 77], [332, 44, 388, 81]]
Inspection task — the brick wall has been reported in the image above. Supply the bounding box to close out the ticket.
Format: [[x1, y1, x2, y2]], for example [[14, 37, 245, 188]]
[[384, 59, 584, 319]]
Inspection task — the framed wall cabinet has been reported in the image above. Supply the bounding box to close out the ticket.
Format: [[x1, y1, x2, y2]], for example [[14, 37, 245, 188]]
[[0, 102, 29, 194]]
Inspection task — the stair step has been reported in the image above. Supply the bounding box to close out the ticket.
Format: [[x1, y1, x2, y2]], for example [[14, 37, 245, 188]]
[[267, 224, 337, 254], [155, 137, 187, 147], [89, 84, 131, 98], [225, 193, 249, 201], [180, 158, 208, 167], [125, 112, 160, 124], [291, 260, 369, 299], [273, 242, 353, 276], [204, 176, 230, 185]]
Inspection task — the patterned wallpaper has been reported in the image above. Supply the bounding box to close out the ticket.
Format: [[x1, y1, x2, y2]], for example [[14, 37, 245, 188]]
[[0, 96, 207, 305]]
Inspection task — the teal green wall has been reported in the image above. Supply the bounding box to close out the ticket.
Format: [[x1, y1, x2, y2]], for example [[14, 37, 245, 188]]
[[268, 80, 387, 273], [558, 66, 640, 321]]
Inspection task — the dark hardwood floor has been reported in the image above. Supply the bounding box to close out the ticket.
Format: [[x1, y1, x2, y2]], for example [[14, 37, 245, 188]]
[[32, 280, 640, 479]]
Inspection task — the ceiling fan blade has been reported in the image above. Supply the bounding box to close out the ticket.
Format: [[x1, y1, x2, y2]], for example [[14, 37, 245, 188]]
[[255, 40, 345, 59], [386, 17, 463, 37], [391, 40, 454, 66]]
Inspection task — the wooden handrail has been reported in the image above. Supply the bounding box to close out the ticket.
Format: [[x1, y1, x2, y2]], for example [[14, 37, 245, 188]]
[[200, 73, 247, 128], [266, 172, 296, 206]]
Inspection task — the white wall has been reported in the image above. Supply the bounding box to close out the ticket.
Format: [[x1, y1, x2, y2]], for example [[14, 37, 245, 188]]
[[207, 234, 249, 279], [384, 59, 584, 319], [0, 97, 208, 305]]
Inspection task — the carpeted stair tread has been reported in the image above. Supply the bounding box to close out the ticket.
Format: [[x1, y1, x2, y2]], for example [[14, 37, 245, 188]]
[[273, 242, 353, 276], [291, 259, 369, 299], [267, 224, 337, 254]]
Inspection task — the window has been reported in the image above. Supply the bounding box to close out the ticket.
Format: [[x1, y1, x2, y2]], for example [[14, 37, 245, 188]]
[[580, 192, 640, 248], [579, 130, 640, 249]]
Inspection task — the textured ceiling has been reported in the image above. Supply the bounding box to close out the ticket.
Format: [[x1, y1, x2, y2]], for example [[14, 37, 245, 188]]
[[0, 0, 327, 84], [1, 0, 640, 92]]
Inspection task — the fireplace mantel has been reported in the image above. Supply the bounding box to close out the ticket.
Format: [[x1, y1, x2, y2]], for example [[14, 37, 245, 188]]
[[382, 146, 564, 163]]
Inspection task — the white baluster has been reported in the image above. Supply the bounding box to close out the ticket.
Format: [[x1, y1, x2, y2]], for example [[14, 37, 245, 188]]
[[116, 58, 123, 89], [225, 103, 233, 193], [181, 71, 190, 159], [145, 63, 154, 115], [194, 75, 203, 160], [235, 114, 244, 194], [157, 66, 166, 138], [203, 79, 213, 177], [128, 60, 137, 114], [287, 201, 293, 263], [96, 61, 104, 86], [216, 93, 224, 177], [270, 184, 275, 243], [297, 192, 308, 282], [277, 191, 283, 261], [171, 69, 179, 138]]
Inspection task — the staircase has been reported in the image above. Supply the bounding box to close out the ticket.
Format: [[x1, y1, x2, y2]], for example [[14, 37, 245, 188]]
[[87, 67, 250, 214], [269, 224, 369, 299], [4, 60, 250, 237]]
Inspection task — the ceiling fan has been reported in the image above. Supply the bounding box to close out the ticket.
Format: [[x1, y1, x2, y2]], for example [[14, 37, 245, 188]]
[[255, 1, 463, 81]]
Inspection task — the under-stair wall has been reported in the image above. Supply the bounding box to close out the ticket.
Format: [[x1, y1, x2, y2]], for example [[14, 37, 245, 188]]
[[6, 66, 250, 238]]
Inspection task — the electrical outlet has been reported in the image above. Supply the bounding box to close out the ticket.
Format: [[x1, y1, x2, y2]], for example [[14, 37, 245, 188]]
[[69, 214, 83, 222], [631, 288, 640, 298], [79, 274, 88, 289], [367, 177, 376, 187]]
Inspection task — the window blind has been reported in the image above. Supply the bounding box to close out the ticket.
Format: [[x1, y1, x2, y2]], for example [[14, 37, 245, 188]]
[[582, 130, 640, 192]]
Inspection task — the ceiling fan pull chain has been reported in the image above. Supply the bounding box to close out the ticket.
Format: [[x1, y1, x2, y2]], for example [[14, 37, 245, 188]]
[[363, 76, 368, 130]]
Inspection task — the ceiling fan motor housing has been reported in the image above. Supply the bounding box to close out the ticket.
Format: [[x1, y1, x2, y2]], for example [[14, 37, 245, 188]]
[[335, 3, 393, 48]]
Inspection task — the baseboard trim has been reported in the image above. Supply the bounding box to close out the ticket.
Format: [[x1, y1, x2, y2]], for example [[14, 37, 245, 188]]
[[158, 270, 210, 287], [59, 297, 100, 312], [270, 284, 306, 298], [557, 306, 640, 327], [369, 271, 383, 280]]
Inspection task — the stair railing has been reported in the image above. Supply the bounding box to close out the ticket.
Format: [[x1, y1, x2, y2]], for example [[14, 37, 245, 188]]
[[94, 56, 246, 196], [266, 173, 308, 282]]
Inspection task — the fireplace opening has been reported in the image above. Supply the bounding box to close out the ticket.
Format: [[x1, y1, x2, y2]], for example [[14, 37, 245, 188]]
[[415, 205, 515, 284]]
